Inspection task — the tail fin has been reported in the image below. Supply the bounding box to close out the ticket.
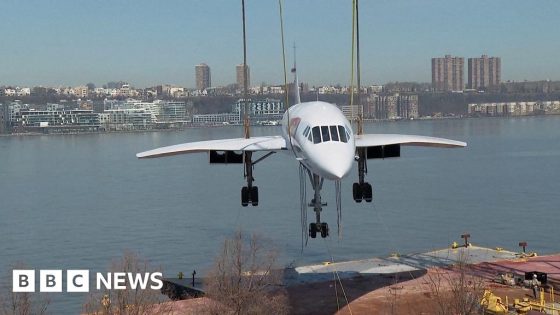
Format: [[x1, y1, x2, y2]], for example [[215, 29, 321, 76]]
[[291, 45, 301, 104]]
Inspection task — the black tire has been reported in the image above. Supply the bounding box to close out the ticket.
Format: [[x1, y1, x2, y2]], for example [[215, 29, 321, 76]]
[[250, 186, 259, 206], [353, 182, 363, 203], [363, 183, 373, 203], [309, 223, 317, 238], [321, 223, 329, 238], [241, 186, 249, 207]]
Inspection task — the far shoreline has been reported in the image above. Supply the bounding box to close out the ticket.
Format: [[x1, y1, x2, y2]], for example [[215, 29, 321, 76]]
[[2, 113, 560, 138]]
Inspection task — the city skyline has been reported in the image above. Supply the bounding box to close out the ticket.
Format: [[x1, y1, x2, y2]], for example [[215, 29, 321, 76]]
[[1, 1, 560, 88]]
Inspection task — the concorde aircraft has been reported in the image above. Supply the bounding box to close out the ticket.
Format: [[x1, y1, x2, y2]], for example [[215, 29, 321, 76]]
[[137, 71, 466, 239]]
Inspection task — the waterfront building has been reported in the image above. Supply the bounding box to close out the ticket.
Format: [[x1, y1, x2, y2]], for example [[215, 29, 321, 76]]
[[104, 99, 189, 130], [369, 93, 418, 120], [102, 108, 153, 131], [236, 64, 250, 90], [341, 105, 363, 121], [398, 94, 419, 119], [192, 113, 240, 125], [372, 94, 398, 119], [0, 103, 7, 133], [432, 55, 464, 92], [467, 100, 560, 117], [7, 101, 27, 124], [467, 55, 501, 90], [195, 63, 211, 91], [104, 99, 187, 124], [13, 109, 100, 133], [159, 101, 188, 122], [232, 98, 284, 122]]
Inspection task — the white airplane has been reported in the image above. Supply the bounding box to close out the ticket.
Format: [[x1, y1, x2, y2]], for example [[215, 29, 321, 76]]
[[137, 71, 466, 239]]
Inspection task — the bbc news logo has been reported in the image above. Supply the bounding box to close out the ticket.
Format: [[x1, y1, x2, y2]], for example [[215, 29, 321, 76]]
[[13, 270, 163, 292]]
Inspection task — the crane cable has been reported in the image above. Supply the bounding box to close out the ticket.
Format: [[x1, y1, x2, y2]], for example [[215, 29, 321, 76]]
[[242, 0, 250, 139], [356, 0, 363, 135], [278, 0, 295, 155], [349, 0, 364, 135], [349, 0, 356, 124]]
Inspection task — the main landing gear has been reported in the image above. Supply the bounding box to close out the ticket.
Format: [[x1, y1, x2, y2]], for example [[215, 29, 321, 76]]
[[308, 173, 329, 239], [241, 186, 258, 207], [353, 147, 373, 203], [240, 151, 275, 207], [241, 151, 258, 207]]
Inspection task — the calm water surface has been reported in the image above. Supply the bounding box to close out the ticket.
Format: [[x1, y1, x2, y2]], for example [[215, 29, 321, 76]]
[[1, 116, 559, 313]]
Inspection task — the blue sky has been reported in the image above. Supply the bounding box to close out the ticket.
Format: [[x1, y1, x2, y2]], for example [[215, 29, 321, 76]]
[[1, 0, 559, 88]]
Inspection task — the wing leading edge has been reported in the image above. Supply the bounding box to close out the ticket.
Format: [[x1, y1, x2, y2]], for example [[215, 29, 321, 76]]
[[136, 136, 287, 159], [355, 134, 466, 148]]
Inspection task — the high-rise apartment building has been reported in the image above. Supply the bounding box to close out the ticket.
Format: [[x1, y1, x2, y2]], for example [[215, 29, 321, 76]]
[[432, 55, 464, 92], [195, 63, 211, 91], [467, 55, 501, 90], [236, 64, 250, 90]]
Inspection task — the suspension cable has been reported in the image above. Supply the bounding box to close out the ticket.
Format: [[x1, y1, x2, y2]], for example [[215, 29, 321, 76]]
[[242, 0, 250, 139], [279, 0, 289, 110], [299, 163, 309, 251], [356, 0, 363, 135], [278, 0, 292, 142], [336, 180, 342, 238], [349, 0, 356, 123]]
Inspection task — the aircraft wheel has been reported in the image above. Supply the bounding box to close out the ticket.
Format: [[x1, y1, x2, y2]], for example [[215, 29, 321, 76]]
[[353, 183, 363, 203], [320, 223, 329, 238], [241, 187, 249, 207], [309, 223, 317, 238], [363, 183, 373, 203], [250, 186, 259, 206]]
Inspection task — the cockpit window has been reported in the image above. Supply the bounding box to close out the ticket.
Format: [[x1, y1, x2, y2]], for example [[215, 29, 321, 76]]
[[303, 126, 310, 137], [338, 125, 347, 143], [330, 126, 339, 141], [321, 126, 330, 142], [309, 125, 350, 144], [312, 126, 321, 144]]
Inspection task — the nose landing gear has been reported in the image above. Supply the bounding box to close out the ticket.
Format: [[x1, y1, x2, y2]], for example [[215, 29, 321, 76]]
[[309, 222, 329, 239], [307, 173, 329, 238]]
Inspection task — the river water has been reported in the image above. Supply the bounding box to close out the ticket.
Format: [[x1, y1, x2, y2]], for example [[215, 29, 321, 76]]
[[1, 116, 559, 313]]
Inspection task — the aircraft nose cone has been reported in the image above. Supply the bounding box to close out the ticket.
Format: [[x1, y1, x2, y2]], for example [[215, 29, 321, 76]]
[[335, 158, 353, 179], [320, 153, 353, 180]]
